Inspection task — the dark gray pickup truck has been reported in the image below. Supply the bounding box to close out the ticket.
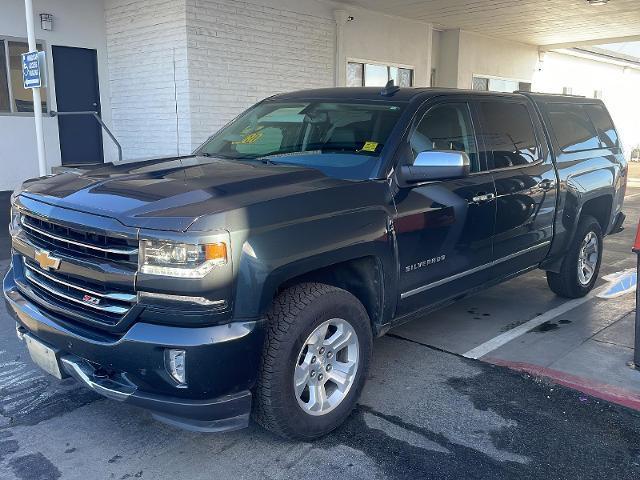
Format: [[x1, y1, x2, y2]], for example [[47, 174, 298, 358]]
[[3, 86, 627, 439]]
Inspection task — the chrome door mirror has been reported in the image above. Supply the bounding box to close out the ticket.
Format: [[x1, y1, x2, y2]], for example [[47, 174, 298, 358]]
[[400, 150, 471, 183]]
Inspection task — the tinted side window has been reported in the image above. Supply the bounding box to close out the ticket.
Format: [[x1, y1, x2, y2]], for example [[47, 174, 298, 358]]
[[410, 103, 479, 172], [479, 101, 540, 169], [547, 104, 600, 152], [584, 104, 619, 149]]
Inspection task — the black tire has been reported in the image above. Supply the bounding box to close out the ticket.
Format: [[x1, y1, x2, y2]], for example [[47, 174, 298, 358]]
[[253, 282, 373, 440], [546, 215, 603, 298]]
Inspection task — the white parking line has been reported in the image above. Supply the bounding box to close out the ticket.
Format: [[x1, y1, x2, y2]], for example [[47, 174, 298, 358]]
[[462, 285, 608, 360]]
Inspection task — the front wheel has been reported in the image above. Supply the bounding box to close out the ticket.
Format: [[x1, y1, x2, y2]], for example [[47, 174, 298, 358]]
[[547, 215, 603, 298], [253, 283, 373, 440]]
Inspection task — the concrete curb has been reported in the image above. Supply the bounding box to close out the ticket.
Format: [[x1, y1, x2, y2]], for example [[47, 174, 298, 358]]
[[486, 357, 640, 411]]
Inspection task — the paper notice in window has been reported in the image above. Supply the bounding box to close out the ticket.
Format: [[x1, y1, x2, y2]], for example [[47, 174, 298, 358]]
[[359, 141, 379, 152], [233, 131, 264, 144]]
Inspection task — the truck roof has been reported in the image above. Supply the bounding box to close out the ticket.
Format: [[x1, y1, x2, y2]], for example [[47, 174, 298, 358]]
[[271, 87, 604, 105]]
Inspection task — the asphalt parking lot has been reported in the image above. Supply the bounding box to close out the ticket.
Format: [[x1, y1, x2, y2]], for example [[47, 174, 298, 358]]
[[1, 181, 640, 479]]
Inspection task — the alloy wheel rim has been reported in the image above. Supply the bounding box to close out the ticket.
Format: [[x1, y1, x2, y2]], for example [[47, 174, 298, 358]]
[[578, 231, 599, 286], [293, 318, 359, 416]]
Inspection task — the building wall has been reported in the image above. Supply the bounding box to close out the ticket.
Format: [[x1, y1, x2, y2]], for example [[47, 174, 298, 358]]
[[457, 31, 538, 88], [434, 29, 538, 88], [105, 0, 192, 159], [0, 0, 113, 191], [104, 0, 438, 158], [335, 8, 432, 88], [533, 51, 640, 158], [185, 0, 336, 150]]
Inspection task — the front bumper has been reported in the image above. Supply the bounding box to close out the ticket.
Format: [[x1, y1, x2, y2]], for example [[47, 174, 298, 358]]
[[3, 266, 266, 432]]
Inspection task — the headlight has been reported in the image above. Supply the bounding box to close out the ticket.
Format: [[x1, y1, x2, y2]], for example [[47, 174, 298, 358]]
[[139, 239, 228, 278]]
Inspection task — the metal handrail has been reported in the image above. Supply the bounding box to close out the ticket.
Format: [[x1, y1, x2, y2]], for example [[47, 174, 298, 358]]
[[49, 110, 123, 162]]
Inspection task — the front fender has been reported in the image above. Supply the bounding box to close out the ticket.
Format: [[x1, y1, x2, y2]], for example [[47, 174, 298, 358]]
[[232, 207, 396, 320]]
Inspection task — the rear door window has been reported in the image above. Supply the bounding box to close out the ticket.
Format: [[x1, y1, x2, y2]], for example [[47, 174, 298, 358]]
[[584, 104, 619, 149], [478, 101, 541, 169], [546, 104, 600, 152]]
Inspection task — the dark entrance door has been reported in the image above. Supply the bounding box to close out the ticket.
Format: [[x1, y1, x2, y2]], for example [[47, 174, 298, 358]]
[[52, 46, 103, 165]]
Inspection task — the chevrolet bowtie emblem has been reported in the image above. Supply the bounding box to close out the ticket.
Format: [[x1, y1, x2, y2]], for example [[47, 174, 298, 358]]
[[34, 249, 61, 271]]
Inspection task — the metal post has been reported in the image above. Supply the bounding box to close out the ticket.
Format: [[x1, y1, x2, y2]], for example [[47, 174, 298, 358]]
[[24, 0, 47, 177], [635, 254, 640, 368]]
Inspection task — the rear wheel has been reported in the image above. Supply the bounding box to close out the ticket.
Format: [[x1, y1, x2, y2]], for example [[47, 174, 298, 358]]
[[253, 282, 373, 440], [546, 215, 603, 298]]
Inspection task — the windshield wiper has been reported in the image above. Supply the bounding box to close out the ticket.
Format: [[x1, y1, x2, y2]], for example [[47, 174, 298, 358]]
[[199, 152, 247, 160], [259, 157, 279, 165], [251, 151, 323, 164]]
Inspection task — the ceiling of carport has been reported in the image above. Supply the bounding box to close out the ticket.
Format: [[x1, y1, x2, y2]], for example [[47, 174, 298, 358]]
[[343, 0, 640, 46]]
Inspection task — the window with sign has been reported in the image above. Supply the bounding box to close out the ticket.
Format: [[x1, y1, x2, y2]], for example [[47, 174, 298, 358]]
[[472, 75, 531, 93], [0, 39, 47, 114], [347, 62, 413, 87]]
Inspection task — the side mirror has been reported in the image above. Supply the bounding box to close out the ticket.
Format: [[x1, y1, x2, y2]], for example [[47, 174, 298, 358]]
[[399, 150, 471, 183]]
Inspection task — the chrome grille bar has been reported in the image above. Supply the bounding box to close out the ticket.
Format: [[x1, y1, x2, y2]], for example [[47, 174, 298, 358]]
[[24, 269, 130, 315], [23, 260, 136, 303], [20, 215, 138, 255]]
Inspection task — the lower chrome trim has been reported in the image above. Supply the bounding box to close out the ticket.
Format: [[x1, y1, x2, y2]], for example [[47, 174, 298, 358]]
[[400, 241, 551, 299], [61, 356, 136, 402], [138, 291, 227, 307]]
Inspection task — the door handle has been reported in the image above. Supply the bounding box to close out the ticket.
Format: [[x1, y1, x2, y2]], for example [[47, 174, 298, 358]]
[[471, 192, 496, 204]]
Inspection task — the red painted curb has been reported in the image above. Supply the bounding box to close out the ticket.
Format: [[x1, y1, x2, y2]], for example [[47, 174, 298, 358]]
[[485, 357, 640, 411]]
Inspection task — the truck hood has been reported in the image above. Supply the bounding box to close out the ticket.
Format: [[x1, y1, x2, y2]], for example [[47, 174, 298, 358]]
[[19, 155, 349, 231]]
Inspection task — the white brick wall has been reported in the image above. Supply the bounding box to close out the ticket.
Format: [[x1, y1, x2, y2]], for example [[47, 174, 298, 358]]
[[105, 0, 193, 159], [105, 0, 335, 158], [185, 0, 335, 150]]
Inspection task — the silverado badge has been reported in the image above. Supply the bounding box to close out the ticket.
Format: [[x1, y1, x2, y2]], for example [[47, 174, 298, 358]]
[[34, 249, 61, 271]]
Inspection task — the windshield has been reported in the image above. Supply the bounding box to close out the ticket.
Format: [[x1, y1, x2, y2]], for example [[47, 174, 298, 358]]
[[195, 100, 405, 180]]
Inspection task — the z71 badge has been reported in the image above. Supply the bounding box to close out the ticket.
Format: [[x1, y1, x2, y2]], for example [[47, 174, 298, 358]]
[[82, 294, 101, 306], [405, 255, 446, 273]]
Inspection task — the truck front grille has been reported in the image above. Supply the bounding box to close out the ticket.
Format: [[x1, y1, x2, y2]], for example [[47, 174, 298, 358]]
[[15, 210, 138, 331], [23, 258, 136, 323]]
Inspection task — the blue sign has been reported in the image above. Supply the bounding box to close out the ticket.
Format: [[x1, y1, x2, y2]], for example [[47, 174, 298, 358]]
[[22, 51, 43, 89]]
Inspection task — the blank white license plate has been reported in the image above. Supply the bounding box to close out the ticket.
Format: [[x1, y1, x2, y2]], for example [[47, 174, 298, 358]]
[[24, 334, 63, 379]]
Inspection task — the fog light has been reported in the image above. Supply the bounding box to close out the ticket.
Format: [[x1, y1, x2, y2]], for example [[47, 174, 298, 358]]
[[166, 349, 187, 386]]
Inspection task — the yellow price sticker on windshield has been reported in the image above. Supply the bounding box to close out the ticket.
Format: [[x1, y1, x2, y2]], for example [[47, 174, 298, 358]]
[[233, 131, 264, 145], [360, 141, 379, 152]]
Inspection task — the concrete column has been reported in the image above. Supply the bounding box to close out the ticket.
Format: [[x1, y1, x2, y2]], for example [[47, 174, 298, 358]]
[[333, 10, 348, 87], [438, 29, 462, 88]]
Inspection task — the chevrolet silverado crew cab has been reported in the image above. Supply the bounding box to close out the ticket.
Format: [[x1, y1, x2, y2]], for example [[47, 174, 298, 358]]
[[4, 86, 627, 440]]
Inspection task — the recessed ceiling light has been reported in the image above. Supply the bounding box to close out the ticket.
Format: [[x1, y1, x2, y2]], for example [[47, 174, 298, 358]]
[[587, 0, 609, 5]]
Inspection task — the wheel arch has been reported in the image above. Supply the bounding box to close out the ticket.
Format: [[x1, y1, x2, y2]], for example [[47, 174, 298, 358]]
[[275, 256, 386, 335], [542, 190, 613, 273]]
